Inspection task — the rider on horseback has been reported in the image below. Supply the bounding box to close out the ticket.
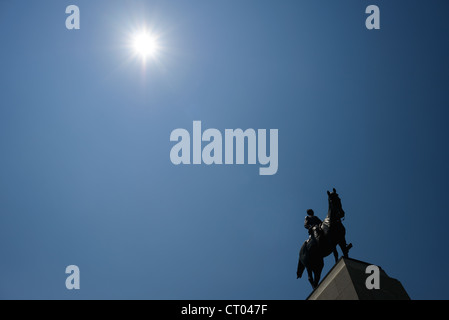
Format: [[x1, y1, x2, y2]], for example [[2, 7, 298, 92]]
[[304, 209, 322, 243], [297, 189, 353, 289]]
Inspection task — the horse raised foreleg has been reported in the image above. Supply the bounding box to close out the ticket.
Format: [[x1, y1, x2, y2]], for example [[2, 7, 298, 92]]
[[339, 239, 352, 258]]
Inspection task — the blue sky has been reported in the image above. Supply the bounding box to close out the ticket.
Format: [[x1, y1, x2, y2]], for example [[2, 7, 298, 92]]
[[0, 0, 448, 299]]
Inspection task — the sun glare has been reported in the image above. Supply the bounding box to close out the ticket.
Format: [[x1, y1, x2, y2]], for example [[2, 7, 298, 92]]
[[132, 31, 159, 59]]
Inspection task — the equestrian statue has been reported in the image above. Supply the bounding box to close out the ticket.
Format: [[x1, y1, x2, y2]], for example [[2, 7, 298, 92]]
[[296, 188, 353, 289]]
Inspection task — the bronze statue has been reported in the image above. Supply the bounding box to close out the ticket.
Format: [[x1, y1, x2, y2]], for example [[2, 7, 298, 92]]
[[296, 188, 353, 289]]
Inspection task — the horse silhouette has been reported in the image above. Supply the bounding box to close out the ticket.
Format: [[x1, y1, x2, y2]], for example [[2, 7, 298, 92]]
[[296, 188, 352, 289]]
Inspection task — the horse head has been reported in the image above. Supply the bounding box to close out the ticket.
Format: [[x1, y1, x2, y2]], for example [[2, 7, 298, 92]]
[[327, 188, 345, 220]]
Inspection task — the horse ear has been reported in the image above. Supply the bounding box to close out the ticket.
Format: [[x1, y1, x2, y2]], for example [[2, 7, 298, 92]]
[[333, 188, 336, 193], [327, 190, 330, 196]]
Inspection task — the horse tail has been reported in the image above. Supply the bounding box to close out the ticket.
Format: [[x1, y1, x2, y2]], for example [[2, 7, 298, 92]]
[[297, 256, 305, 279]]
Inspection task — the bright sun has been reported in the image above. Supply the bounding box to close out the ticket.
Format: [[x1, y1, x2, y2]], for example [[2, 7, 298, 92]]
[[133, 31, 159, 59]]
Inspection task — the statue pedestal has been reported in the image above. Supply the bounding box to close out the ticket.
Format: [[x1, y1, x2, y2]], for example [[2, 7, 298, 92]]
[[306, 257, 410, 300]]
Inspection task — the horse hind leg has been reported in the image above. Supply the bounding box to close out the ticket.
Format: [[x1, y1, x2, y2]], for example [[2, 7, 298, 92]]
[[313, 271, 321, 289], [313, 260, 324, 288], [333, 248, 339, 263], [307, 268, 315, 289]]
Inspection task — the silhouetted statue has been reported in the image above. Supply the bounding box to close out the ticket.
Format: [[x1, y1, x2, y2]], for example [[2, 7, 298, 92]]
[[296, 188, 353, 289]]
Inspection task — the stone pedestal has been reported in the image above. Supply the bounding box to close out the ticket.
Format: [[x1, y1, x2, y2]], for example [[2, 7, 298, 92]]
[[307, 257, 410, 300]]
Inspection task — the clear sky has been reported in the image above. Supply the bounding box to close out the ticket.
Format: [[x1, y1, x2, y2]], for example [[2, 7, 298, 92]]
[[0, 0, 448, 300]]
